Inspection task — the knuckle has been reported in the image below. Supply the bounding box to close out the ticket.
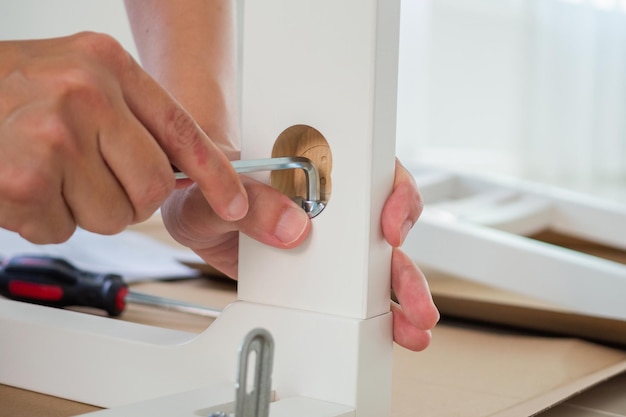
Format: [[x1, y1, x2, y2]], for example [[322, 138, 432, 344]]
[[36, 111, 74, 149], [53, 33, 134, 104], [42, 224, 75, 244], [0, 162, 56, 209], [0, 201, 75, 245], [49, 65, 112, 113], [160, 188, 224, 245], [131, 178, 175, 222], [68, 193, 134, 237], [81, 211, 130, 236], [414, 188, 424, 219], [8, 176, 48, 205], [165, 107, 204, 150], [101, 221, 128, 236], [397, 180, 423, 220], [18, 110, 77, 162], [100, 204, 135, 234], [160, 192, 194, 244], [20, 224, 75, 245], [69, 32, 131, 70]]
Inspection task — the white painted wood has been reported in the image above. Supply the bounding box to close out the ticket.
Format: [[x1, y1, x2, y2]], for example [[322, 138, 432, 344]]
[[0, 2, 399, 416], [238, 0, 400, 320], [406, 166, 626, 320], [414, 166, 626, 249], [0, 300, 389, 415]]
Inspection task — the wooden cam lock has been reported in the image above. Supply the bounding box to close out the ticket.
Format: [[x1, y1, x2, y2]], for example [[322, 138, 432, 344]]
[[271, 124, 332, 207]]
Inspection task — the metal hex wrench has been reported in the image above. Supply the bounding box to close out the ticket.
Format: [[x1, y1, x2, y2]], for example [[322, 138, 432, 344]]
[[175, 157, 326, 218]]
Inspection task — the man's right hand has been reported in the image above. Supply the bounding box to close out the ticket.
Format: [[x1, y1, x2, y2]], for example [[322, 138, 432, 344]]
[[0, 32, 248, 243]]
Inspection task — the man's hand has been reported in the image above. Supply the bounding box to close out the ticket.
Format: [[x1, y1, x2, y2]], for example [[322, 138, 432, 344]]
[[162, 158, 439, 351], [383, 160, 440, 351], [0, 32, 248, 243], [125, 0, 438, 352], [162, 176, 311, 278]]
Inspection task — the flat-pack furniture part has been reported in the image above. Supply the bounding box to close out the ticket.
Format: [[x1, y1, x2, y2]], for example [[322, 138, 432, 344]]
[[405, 165, 626, 323], [0, 1, 400, 416]]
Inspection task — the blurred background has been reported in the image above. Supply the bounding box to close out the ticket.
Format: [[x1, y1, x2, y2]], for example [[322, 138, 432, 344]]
[[398, 0, 626, 203], [1, 0, 625, 202]]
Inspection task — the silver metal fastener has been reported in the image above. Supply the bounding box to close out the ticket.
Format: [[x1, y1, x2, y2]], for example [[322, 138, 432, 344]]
[[208, 328, 275, 417], [235, 328, 274, 417], [175, 156, 326, 218]]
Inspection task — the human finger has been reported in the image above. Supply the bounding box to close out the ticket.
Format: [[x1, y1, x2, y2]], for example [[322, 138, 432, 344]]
[[391, 302, 433, 352], [5, 36, 176, 234], [0, 87, 136, 241], [0, 151, 75, 244], [232, 177, 311, 249], [0, 33, 199, 242], [381, 159, 423, 248], [160, 184, 238, 277], [0, 95, 73, 241], [161, 176, 311, 278], [81, 95, 176, 227], [93, 33, 249, 222], [48, 95, 175, 233], [391, 248, 439, 336]]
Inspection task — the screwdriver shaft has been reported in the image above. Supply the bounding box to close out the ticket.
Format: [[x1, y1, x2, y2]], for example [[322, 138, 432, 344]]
[[126, 291, 222, 318]]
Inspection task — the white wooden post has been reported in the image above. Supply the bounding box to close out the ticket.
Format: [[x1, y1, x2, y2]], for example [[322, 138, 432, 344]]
[[235, 2, 401, 414], [0, 2, 401, 416], [238, 0, 400, 321]]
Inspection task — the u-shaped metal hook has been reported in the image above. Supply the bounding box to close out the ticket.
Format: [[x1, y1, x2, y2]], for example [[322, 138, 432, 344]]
[[235, 328, 274, 417]]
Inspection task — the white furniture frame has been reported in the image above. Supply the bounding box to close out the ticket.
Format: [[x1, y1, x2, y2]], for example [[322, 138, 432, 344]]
[[0, 1, 400, 416], [406, 166, 626, 321]]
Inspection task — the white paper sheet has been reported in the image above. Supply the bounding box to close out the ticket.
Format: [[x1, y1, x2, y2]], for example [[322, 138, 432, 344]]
[[0, 227, 203, 282]]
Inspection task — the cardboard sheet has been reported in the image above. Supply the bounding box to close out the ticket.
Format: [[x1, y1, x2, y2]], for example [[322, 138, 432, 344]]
[[392, 323, 626, 417], [428, 270, 626, 348], [542, 373, 626, 416]]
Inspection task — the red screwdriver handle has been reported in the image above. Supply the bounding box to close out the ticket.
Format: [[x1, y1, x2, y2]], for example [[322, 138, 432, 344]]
[[0, 255, 128, 316]]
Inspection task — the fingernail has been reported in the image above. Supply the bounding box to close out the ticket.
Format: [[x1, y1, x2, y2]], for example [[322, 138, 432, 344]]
[[227, 193, 248, 220], [401, 220, 413, 244], [275, 206, 309, 245]]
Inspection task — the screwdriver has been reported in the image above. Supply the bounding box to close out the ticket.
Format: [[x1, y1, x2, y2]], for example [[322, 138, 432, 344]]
[[0, 254, 222, 318]]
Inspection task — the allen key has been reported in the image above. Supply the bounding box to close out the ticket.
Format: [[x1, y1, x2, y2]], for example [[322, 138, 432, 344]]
[[175, 157, 326, 218]]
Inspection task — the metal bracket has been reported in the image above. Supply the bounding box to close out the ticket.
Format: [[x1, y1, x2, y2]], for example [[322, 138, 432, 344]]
[[209, 328, 275, 417]]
